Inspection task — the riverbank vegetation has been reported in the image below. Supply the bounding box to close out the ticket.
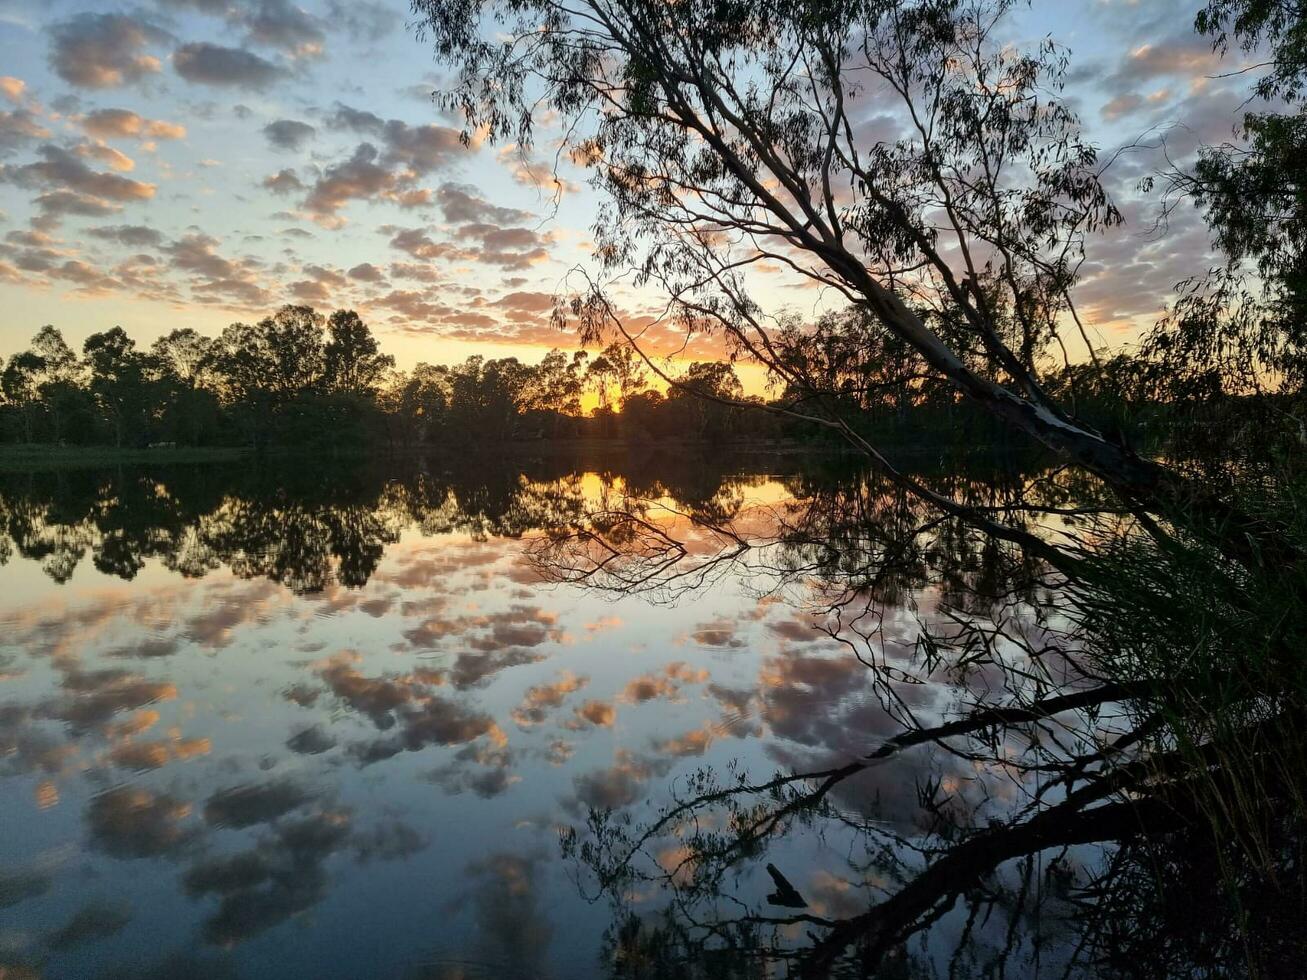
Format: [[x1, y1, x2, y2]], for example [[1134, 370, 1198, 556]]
[[0, 305, 1252, 459]]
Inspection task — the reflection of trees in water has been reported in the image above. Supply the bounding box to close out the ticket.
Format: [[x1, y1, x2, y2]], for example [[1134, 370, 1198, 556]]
[[0, 451, 877, 593], [0, 457, 606, 592], [2, 451, 1299, 974], [532, 459, 1306, 977]]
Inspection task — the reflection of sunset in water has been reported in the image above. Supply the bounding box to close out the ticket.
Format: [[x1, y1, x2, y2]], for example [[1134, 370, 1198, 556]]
[[0, 455, 1101, 978]]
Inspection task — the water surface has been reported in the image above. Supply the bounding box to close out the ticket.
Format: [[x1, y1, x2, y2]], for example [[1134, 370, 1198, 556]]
[[0, 451, 1122, 978]]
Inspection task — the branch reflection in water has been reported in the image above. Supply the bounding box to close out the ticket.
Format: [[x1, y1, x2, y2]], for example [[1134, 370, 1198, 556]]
[[0, 449, 1300, 978], [531, 452, 1305, 979]]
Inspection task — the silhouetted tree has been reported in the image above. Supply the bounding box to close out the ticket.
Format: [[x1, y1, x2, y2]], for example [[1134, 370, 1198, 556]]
[[324, 310, 394, 396], [83, 327, 149, 448]]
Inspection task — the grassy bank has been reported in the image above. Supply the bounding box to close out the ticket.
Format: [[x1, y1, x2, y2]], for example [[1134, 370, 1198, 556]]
[[0, 444, 249, 471]]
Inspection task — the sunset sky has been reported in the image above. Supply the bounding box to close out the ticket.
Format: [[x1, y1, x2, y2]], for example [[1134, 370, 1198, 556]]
[[0, 0, 1253, 373]]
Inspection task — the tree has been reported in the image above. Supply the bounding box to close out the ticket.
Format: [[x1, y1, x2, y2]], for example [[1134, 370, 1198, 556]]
[[2, 351, 44, 443], [151, 328, 220, 445], [408, 0, 1274, 567], [386, 363, 452, 447], [209, 306, 327, 448], [260, 304, 326, 398], [447, 355, 534, 441], [667, 361, 743, 442], [587, 342, 647, 412], [324, 310, 394, 396], [521, 348, 587, 436], [83, 327, 149, 448], [1141, 0, 1307, 468], [20, 326, 84, 444], [151, 328, 214, 384]]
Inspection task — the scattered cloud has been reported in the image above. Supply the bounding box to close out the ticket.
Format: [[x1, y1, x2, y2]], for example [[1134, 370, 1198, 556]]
[[83, 108, 187, 141], [174, 42, 286, 90], [48, 13, 168, 89], [262, 117, 315, 151]]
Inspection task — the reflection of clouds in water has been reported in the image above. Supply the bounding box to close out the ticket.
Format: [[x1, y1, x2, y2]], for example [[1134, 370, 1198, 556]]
[[45, 667, 177, 733], [512, 670, 588, 728], [428, 851, 555, 979], [107, 734, 211, 772], [618, 661, 709, 704], [203, 778, 317, 829], [86, 786, 198, 859], [0, 463, 1054, 973], [46, 900, 132, 950], [285, 724, 337, 755], [0, 577, 288, 667], [567, 698, 616, 729], [569, 748, 675, 811]]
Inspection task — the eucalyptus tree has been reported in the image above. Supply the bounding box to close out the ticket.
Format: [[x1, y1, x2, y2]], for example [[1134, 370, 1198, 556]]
[[1, 351, 44, 443], [82, 327, 151, 448], [1142, 0, 1307, 476], [408, 0, 1295, 571], [323, 309, 395, 397]]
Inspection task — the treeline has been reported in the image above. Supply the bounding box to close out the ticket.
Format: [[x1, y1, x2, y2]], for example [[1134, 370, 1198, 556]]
[[0, 306, 769, 451], [0, 303, 1181, 454]]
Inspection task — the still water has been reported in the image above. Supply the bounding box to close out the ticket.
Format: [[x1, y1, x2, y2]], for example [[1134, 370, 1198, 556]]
[[0, 452, 1152, 978]]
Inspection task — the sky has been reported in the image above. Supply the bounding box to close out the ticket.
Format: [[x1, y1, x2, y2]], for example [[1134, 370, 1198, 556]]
[[0, 0, 1258, 375]]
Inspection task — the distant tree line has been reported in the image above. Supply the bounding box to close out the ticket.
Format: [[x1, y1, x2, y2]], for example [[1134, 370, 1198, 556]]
[[0, 303, 1195, 455], [0, 306, 761, 452]]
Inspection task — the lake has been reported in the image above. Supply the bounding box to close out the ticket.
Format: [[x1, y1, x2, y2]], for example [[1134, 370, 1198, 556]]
[[0, 450, 1234, 978]]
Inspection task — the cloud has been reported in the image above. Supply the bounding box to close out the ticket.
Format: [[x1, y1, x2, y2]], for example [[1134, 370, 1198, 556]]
[[1, 143, 156, 201], [387, 226, 468, 261], [436, 183, 534, 225], [302, 143, 429, 223], [32, 190, 122, 221], [455, 852, 554, 975], [347, 261, 384, 282], [83, 108, 187, 141], [570, 699, 616, 728], [1110, 33, 1223, 90], [0, 109, 50, 158], [384, 220, 550, 271], [456, 222, 551, 269], [297, 109, 472, 224], [286, 724, 336, 755], [262, 167, 304, 194], [87, 224, 166, 248], [48, 13, 167, 89], [324, 0, 399, 44], [323, 102, 386, 134], [160, 0, 326, 59], [0, 864, 52, 909], [78, 141, 136, 173], [570, 748, 672, 810], [262, 118, 315, 151], [183, 809, 351, 946], [41, 667, 176, 732], [351, 819, 427, 861], [304, 652, 504, 765], [164, 232, 271, 307], [426, 741, 519, 797], [108, 735, 211, 771], [618, 662, 709, 704], [379, 120, 466, 176], [0, 77, 26, 104], [240, 0, 325, 59], [174, 43, 286, 90], [512, 670, 588, 727]]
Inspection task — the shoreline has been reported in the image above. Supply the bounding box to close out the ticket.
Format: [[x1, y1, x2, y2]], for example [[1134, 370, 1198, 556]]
[[0, 438, 1039, 472]]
